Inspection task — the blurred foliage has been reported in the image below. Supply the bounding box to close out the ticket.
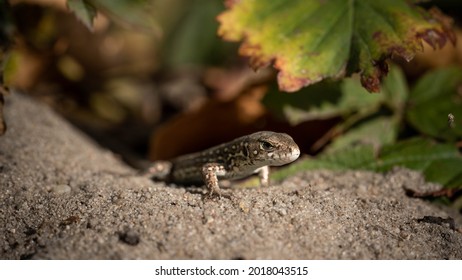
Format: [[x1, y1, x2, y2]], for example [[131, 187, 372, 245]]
[[0, 0, 13, 135], [0, 1, 13, 49], [264, 66, 407, 152], [407, 67, 462, 141], [275, 138, 462, 190], [271, 66, 462, 206], [67, 0, 160, 33], [0, 0, 461, 207], [161, 0, 236, 67], [66, 0, 97, 30]]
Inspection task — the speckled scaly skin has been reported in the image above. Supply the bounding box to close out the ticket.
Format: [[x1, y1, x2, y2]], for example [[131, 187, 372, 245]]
[[144, 131, 300, 195]]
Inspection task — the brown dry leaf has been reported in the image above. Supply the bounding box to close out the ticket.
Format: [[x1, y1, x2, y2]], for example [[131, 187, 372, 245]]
[[399, 28, 462, 77], [149, 85, 268, 160], [203, 66, 273, 102], [149, 85, 340, 160]]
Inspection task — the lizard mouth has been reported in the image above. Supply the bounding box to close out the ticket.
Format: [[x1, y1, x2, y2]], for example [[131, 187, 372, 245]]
[[268, 146, 300, 166], [289, 147, 301, 162]]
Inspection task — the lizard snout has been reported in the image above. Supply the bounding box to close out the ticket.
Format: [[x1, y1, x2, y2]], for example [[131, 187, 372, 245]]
[[288, 146, 300, 162]]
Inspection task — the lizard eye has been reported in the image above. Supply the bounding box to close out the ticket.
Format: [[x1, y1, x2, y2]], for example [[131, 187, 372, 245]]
[[260, 141, 274, 151]]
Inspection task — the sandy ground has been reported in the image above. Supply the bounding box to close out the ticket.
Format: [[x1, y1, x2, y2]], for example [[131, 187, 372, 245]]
[[0, 92, 461, 259]]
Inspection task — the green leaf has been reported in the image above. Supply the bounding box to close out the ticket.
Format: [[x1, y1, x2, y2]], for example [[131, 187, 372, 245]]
[[275, 138, 462, 189], [67, 0, 98, 30], [327, 116, 397, 153], [263, 65, 406, 125], [67, 0, 160, 33], [218, 0, 454, 92], [406, 67, 462, 141], [381, 65, 408, 114], [263, 66, 406, 152], [263, 80, 342, 124], [424, 159, 462, 188], [96, 0, 159, 32], [272, 144, 375, 181], [263, 76, 383, 125], [371, 138, 459, 172]]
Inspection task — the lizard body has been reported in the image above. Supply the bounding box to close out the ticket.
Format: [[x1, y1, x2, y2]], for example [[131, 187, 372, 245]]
[[144, 131, 300, 194]]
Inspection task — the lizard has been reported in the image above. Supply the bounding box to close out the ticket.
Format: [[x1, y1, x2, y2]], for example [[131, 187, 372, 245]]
[[143, 131, 300, 195]]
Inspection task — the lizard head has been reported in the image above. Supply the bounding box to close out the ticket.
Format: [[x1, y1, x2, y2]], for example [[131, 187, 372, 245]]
[[246, 131, 300, 166]]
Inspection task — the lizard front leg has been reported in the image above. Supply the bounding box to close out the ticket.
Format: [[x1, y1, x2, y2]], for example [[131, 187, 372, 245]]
[[202, 163, 226, 196], [257, 165, 270, 188]]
